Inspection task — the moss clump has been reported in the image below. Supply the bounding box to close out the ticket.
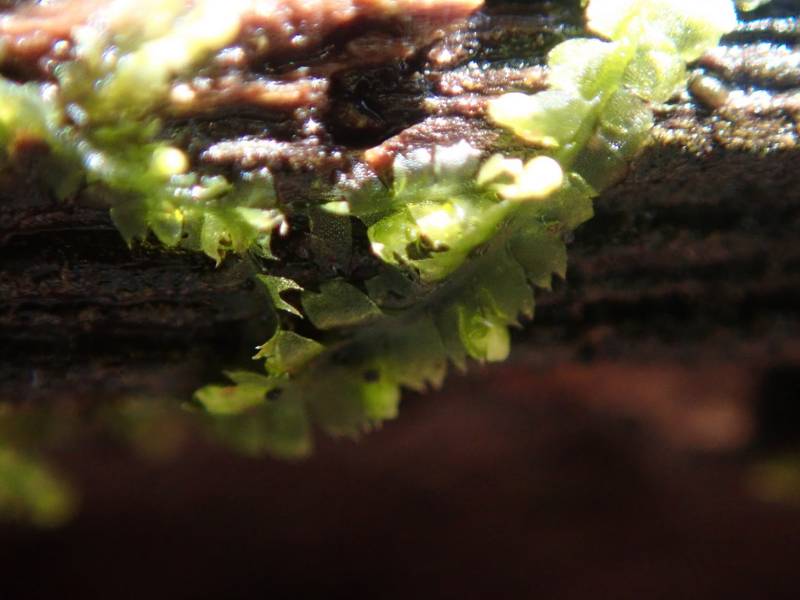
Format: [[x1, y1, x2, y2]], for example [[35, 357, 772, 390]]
[[0, 0, 282, 264], [0, 0, 744, 473], [193, 0, 742, 455]]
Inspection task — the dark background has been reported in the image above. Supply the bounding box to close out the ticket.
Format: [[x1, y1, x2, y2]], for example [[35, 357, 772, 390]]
[[2, 360, 800, 599]]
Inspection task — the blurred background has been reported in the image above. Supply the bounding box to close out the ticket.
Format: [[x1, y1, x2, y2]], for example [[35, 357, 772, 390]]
[[2, 356, 800, 599]]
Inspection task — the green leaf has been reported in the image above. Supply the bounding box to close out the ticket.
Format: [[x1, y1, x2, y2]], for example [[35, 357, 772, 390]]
[[254, 330, 325, 375], [149, 205, 184, 247], [307, 367, 400, 437], [364, 269, 424, 309], [194, 383, 268, 416], [302, 280, 382, 330], [434, 304, 469, 371], [511, 230, 568, 289], [654, 0, 738, 62], [488, 90, 595, 148], [110, 201, 149, 245], [457, 306, 511, 363], [374, 314, 448, 392], [0, 449, 76, 527], [367, 209, 418, 266], [200, 212, 226, 265], [257, 399, 313, 458], [474, 248, 534, 321], [598, 90, 655, 159], [209, 399, 312, 459], [308, 206, 353, 269], [235, 207, 282, 232], [623, 46, 686, 104], [182, 0, 741, 458], [223, 370, 275, 387], [585, 0, 736, 58], [255, 275, 304, 317], [547, 39, 626, 100]]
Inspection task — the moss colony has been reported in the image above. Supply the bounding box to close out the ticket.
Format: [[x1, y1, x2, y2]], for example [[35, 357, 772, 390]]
[[0, 0, 769, 522], [199, 0, 739, 454]]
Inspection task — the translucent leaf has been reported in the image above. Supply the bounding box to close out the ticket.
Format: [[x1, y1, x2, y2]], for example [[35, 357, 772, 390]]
[[302, 280, 382, 330], [548, 39, 626, 100], [488, 91, 595, 148], [364, 269, 422, 309], [491, 156, 564, 201], [307, 367, 400, 437], [234, 207, 282, 232], [223, 370, 275, 387], [0, 449, 76, 527], [585, 0, 641, 39], [194, 383, 268, 416], [476, 154, 522, 188], [393, 148, 434, 193], [374, 314, 448, 391], [652, 0, 738, 62], [736, 0, 771, 10], [321, 201, 350, 216], [599, 90, 655, 159], [435, 303, 469, 371], [623, 46, 686, 104], [474, 248, 534, 321], [200, 212, 226, 264], [257, 399, 313, 458], [571, 130, 631, 191], [524, 173, 595, 232], [110, 201, 149, 245], [149, 206, 184, 247], [209, 398, 311, 459], [585, 0, 737, 61], [457, 306, 511, 363], [342, 174, 390, 220], [255, 275, 303, 317], [511, 231, 568, 289], [367, 209, 418, 266], [254, 330, 325, 375], [309, 206, 353, 269], [0, 81, 57, 144]]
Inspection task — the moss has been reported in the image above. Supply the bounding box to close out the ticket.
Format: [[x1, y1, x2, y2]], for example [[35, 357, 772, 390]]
[[1, 0, 282, 263], [0, 448, 76, 527], [193, 0, 743, 453], [0, 0, 752, 522]]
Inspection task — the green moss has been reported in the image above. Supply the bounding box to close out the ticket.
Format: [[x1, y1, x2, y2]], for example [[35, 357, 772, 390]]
[[0, 0, 280, 264], [0, 0, 745, 503], [0, 448, 76, 527], [194, 0, 741, 455]]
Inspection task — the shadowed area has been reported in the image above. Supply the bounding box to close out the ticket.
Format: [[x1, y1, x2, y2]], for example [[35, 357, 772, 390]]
[[2, 363, 800, 599]]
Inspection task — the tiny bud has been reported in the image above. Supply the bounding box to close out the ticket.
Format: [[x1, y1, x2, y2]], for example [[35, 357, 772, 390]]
[[497, 155, 564, 201], [151, 146, 189, 178]]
